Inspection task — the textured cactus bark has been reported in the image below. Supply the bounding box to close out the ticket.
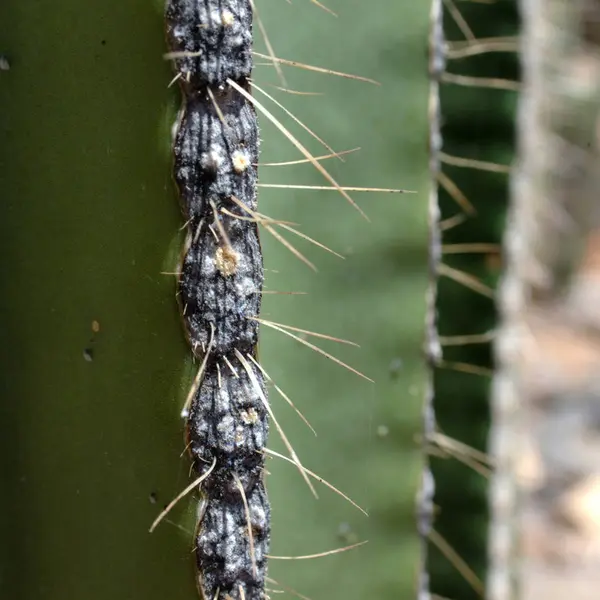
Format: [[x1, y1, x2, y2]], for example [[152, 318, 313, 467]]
[[164, 3, 271, 597]]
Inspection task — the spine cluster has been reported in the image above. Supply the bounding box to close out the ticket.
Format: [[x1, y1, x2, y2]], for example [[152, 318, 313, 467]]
[[165, 2, 270, 599]]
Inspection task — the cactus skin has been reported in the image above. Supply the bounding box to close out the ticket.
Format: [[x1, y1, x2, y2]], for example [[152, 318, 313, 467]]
[[257, 1, 433, 599], [0, 2, 198, 599], [0, 1, 433, 600]]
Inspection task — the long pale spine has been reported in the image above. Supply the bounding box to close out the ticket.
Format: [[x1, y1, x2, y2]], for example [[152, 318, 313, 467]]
[[165, 2, 269, 599]]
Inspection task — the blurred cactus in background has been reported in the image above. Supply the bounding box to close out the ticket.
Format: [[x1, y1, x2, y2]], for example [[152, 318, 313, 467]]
[[430, 1, 519, 599], [492, 1, 600, 599]]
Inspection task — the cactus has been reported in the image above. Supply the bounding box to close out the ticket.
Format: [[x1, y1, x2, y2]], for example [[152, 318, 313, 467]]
[[429, 1, 518, 599], [0, 1, 502, 599]]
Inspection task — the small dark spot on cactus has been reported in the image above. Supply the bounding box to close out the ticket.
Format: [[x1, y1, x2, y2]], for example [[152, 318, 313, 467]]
[[83, 348, 94, 362], [101, 40, 106, 46], [0, 56, 10, 71], [149, 491, 158, 504], [389, 357, 403, 377], [337, 522, 358, 544]]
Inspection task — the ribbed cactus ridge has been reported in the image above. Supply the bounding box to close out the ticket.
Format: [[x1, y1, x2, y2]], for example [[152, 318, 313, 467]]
[[165, 2, 270, 598]]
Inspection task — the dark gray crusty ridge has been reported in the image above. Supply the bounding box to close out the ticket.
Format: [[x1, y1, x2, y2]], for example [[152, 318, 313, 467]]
[[173, 90, 259, 219], [188, 362, 267, 478], [165, 1, 270, 599], [178, 216, 263, 357], [166, 0, 253, 87]]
